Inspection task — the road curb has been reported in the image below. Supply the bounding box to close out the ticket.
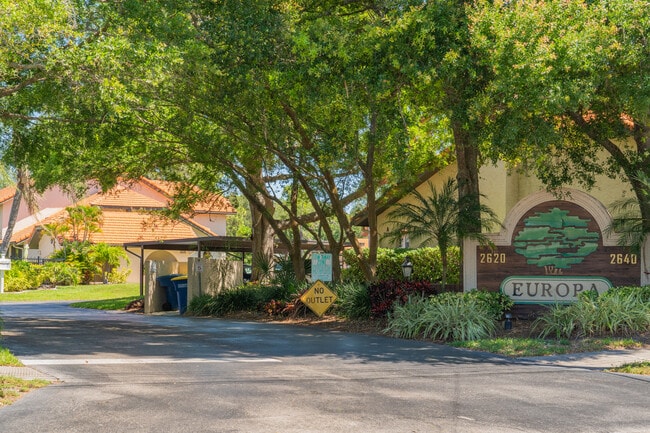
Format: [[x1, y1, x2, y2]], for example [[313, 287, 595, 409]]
[[517, 348, 650, 370]]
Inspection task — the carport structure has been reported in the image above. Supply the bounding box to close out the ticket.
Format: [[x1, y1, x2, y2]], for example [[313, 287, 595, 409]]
[[123, 236, 322, 296]]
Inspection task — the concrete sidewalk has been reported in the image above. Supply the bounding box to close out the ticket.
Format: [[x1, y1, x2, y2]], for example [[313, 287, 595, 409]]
[[0, 365, 56, 380]]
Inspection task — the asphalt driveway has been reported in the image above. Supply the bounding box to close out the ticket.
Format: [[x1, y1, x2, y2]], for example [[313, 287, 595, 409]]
[[1, 302, 648, 432]]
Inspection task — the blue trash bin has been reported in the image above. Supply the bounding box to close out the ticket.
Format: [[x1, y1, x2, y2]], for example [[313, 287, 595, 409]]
[[156, 274, 182, 310], [171, 276, 188, 315]]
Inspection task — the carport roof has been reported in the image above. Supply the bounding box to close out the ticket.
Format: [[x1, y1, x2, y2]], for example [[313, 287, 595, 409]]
[[123, 236, 320, 254]]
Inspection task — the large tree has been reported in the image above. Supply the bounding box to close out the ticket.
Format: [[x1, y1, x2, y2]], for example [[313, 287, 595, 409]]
[[470, 0, 650, 238], [0, 0, 90, 259], [394, 0, 493, 237], [4, 1, 446, 282]]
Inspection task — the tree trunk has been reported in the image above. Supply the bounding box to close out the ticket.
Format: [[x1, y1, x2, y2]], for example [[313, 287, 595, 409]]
[[0, 187, 22, 258], [289, 175, 306, 282], [247, 175, 276, 283], [452, 121, 481, 234], [440, 245, 448, 289], [452, 120, 481, 292]]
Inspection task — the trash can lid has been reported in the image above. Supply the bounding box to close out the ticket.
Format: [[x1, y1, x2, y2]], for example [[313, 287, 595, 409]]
[[171, 275, 188, 281]]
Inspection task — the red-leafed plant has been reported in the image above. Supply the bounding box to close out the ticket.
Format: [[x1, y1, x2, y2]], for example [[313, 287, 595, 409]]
[[368, 279, 438, 317]]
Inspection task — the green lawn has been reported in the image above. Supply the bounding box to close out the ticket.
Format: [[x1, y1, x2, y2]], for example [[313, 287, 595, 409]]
[[608, 361, 650, 375], [451, 337, 643, 358], [70, 296, 142, 310], [0, 283, 140, 303], [0, 376, 49, 407], [0, 347, 23, 367]]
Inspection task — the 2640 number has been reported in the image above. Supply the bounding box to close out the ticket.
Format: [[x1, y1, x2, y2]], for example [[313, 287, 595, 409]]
[[610, 253, 637, 265]]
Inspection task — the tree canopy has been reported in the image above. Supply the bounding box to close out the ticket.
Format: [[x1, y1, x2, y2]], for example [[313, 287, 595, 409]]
[[1, 0, 648, 282], [471, 0, 650, 235], [2, 1, 450, 281]]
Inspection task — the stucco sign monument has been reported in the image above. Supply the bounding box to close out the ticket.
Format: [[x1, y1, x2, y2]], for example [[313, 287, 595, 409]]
[[467, 190, 641, 304]]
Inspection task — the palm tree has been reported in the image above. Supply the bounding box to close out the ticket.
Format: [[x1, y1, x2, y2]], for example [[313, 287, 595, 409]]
[[89, 243, 130, 283], [42, 221, 70, 251], [0, 167, 37, 258], [383, 178, 500, 288], [65, 205, 103, 243], [607, 171, 650, 254]]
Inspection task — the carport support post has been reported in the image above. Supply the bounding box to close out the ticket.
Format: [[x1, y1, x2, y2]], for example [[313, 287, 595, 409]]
[[197, 241, 202, 296], [140, 245, 144, 297]]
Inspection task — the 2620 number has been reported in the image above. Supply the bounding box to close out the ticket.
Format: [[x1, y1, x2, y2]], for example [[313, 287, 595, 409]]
[[480, 253, 506, 264]]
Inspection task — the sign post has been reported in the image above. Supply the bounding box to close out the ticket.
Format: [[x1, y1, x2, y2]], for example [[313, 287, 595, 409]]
[[0, 258, 11, 293]]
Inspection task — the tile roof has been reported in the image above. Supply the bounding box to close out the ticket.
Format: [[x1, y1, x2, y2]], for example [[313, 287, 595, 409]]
[[11, 209, 215, 245], [0, 186, 17, 204], [88, 210, 214, 244], [139, 178, 236, 214], [83, 186, 166, 209], [7, 178, 231, 246]]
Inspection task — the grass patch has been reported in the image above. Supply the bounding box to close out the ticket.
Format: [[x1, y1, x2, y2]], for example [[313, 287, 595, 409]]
[[0, 347, 23, 367], [451, 337, 643, 357], [70, 296, 142, 310], [0, 283, 139, 303], [573, 337, 643, 352], [0, 376, 49, 407], [607, 361, 650, 375], [452, 338, 572, 357]]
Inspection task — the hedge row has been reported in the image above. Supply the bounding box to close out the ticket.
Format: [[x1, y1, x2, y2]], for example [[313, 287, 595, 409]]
[[342, 247, 461, 283]]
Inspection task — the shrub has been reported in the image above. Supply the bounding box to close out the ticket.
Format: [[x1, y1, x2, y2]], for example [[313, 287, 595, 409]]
[[51, 241, 99, 284], [4, 261, 43, 292], [334, 282, 371, 319], [41, 261, 81, 286], [211, 285, 263, 314], [582, 290, 650, 336], [602, 285, 650, 303], [4, 274, 33, 292], [533, 305, 577, 339], [107, 268, 131, 284], [187, 294, 221, 316], [271, 256, 298, 289], [262, 299, 289, 316], [465, 289, 514, 321], [342, 247, 461, 283], [386, 293, 497, 341], [368, 279, 438, 317], [186, 283, 299, 316]]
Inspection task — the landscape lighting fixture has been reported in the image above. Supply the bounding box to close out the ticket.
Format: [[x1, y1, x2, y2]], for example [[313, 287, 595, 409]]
[[401, 257, 413, 280]]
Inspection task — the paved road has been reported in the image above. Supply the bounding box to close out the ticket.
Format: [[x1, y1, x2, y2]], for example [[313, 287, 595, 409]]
[[0, 302, 649, 433]]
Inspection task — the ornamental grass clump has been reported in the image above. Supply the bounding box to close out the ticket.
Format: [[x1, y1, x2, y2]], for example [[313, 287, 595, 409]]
[[385, 292, 497, 342], [334, 282, 371, 319], [534, 286, 650, 339]]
